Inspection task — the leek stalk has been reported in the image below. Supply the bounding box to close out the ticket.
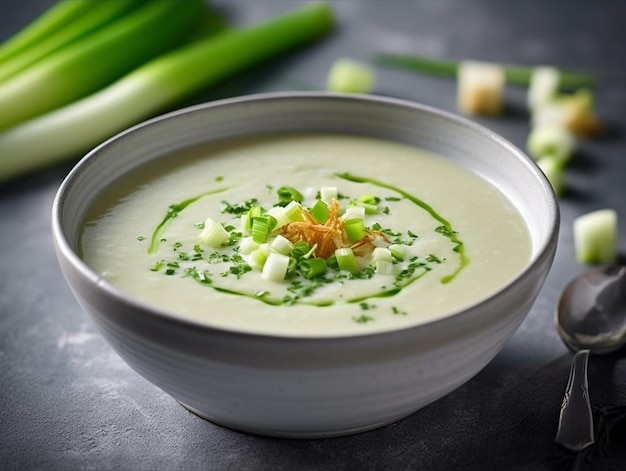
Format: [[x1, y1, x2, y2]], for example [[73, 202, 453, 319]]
[[0, 0, 209, 132], [0, 2, 334, 183], [374, 53, 596, 89], [0, 0, 145, 84]]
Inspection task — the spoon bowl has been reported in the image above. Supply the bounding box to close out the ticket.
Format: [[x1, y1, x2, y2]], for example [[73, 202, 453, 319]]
[[557, 265, 626, 355]]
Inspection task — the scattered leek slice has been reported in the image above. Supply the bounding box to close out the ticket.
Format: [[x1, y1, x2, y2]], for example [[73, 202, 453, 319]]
[[320, 187, 337, 205], [536, 156, 565, 197], [335, 247, 358, 272], [299, 257, 327, 279], [372, 247, 393, 262], [457, 60, 505, 116], [270, 235, 294, 255], [0, 2, 335, 182], [0, 0, 146, 84], [573, 209, 618, 264], [276, 186, 304, 205], [527, 124, 576, 164], [326, 58, 375, 93], [198, 218, 230, 247], [262, 252, 290, 281], [531, 88, 602, 137], [251, 215, 277, 244], [527, 66, 560, 111], [0, 0, 209, 132], [344, 218, 367, 242], [309, 200, 330, 224], [373, 53, 596, 89], [374, 259, 394, 275]]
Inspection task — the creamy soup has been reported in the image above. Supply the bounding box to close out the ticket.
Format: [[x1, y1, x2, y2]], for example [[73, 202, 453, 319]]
[[80, 133, 531, 337]]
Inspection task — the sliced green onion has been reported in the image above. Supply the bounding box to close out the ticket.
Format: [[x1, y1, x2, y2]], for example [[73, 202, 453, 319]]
[[373, 53, 596, 89], [198, 218, 230, 247], [351, 201, 378, 214], [243, 206, 264, 233], [309, 199, 330, 224], [276, 185, 304, 205], [0, 0, 146, 84], [239, 236, 259, 255], [573, 209, 618, 264], [270, 235, 294, 255], [344, 218, 367, 242], [388, 244, 405, 261], [291, 240, 313, 259], [283, 200, 305, 223], [299, 257, 327, 279], [262, 252, 290, 281], [320, 186, 337, 205], [251, 215, 277, 244], [372, 247, 393, 262], [266, 206, 291, 230], [250, 244, 271, 270], [342, 205, 365, 221], [0, 2, 334, 182], [374, 259, 394, 275], [0, 0, 209, 132], [326, 58, 375, 94], [335, 247, 358, 272]]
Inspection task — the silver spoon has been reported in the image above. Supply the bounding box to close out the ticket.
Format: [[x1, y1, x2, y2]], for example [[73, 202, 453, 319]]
[[554, 265, 626, 452]]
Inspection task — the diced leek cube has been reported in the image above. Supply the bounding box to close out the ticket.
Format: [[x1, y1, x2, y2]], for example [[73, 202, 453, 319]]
[[573, 209, 618, 264], [198, 218, 230, 247], [372, 247, 393, 262], [527, 124, 576, 164], [262, 252, 290, 281], [341, 205, 365, 221], [374, 259, 394, 275], [536, 156, 565, 197], [270, 235, 294, 255], [326, 58, 376, 94], [239, 236, 259, 255], [527, 66, 560, 110]]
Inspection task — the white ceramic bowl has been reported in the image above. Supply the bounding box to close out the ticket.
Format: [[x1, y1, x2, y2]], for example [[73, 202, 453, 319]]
[[52, 92, 559, 438]]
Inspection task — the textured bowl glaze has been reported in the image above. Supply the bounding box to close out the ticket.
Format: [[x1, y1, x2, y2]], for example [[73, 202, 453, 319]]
[[52, 92, 559, 438]]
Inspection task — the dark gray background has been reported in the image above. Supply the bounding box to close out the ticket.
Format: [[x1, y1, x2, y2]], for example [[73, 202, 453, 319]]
[[1, 1, 625, 470]]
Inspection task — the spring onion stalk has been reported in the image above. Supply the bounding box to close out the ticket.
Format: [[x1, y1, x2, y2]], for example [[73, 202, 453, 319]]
[[573, 209, 618, 264], [373, 53, 596, 89], [326, 58, 376, 93], [344, 218, 367, 242], [309, 200, 330, 224], [0, 2, 334, 183], [0, 0, 146, 84], [0, 0, 97, 65], [335, 247, 358, 272], [262, 252, 290, 282], [299, 258, 327, 279], [0, 0, 209, 132], [198, 218, 230, 247]]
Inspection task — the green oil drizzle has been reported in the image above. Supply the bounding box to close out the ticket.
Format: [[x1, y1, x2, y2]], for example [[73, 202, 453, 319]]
[[148, 187, 229, 255], [335, 172, 469, 284]]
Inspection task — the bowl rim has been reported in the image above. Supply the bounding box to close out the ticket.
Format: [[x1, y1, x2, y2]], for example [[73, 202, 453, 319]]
[[51, 91, 559, 342]]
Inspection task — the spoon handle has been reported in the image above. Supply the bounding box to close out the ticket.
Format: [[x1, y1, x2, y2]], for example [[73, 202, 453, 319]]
[[555, 349, 595, 451]]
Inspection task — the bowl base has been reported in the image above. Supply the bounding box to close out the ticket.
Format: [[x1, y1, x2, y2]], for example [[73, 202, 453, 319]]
[[177, 400, 412, 439]]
